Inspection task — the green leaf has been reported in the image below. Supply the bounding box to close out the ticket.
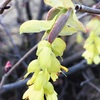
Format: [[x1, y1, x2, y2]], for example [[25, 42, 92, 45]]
[[44, 0, 74, 9], [59, 10, 86, 36], [20, 18, 56, 34], [67, 10, 86, 32], [59, 25, 77, 36]]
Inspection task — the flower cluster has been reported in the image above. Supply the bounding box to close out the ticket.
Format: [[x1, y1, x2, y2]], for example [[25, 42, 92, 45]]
[[82, 32, 100, 64], [23, 38, 68, 100], [82, 17, 100, 64]]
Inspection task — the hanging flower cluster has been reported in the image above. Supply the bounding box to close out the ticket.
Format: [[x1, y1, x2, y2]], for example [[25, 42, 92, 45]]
[[20, 0, 85, 100], [23, 38, 68, 100], [82, 32, 100, 64], [82, 17, 100, 64]]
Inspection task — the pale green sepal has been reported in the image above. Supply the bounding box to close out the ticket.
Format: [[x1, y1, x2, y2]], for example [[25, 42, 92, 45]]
[[46, 91, 58, 100], [51, 73, 58, 81], [34, 71, 44, 90], [38, 47, 55, 70], [44, 82, 54, 94], [28, 59, 40, 73], [36, 40, 51, 56]]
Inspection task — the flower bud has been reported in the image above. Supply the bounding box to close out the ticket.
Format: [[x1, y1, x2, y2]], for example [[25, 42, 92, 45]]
[[46, 91, 57, 100], [44, 82, 54, 94], [27, 71, 39, 85], [47, 57, 60, 73], [28, 59, 40, 73], [38, 47, 55, 70], [51, 73, 58, 81], [34, 71, 44, 90], [36, 40, 51, 56], [51, 38, 66, 56]]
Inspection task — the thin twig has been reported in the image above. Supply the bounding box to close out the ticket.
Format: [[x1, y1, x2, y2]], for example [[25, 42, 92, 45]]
[[0, 43, 38, 89], [82, 72, 100, 93], [0, 78, 29, 95], [62, 51, 83, 66], [0, 17, 27, 68], [0, 60, 88, 94], [75, 4, 100, 14], [0, 0, 12, 14], [78, 2, 100, 20], [60, 60, 87, 78]]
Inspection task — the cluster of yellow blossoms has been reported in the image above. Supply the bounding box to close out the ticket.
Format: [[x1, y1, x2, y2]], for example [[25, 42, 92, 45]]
[[82, 18, 100, 64], [82, 32, 100, 64], [23, 38, 68, 100]]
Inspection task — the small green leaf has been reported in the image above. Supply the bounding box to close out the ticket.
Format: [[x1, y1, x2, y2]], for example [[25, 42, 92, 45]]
[[59, 25, 77, 36], [59, 10, 86, 36], [20, 19, 55, 34], [67, 10, 86, 32]]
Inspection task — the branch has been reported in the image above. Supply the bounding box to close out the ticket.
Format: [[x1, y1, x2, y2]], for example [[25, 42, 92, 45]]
[[0, 60, 88, 94], [0, 78, 29, 95], [0, 44, 38, 89], [0, 60, 95, 94], [62, 51, 83, 66], [0, 0, 11, 14], [75, 4, 100, 14], [60, 60, 87, 78], [78, 2, 100, 21], [82, 72, 100, 93], [0, 17, 27, 68]]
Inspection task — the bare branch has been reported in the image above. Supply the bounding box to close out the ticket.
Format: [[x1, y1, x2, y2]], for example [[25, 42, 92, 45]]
[[78, 2, 100, 20], [62, 51, 83, 66], [0, 60, 88, 94], [0, 78, 29, 95], [75, 4, 100, 14], [0, 44, 38, 89], [82, 72, 100, 93]]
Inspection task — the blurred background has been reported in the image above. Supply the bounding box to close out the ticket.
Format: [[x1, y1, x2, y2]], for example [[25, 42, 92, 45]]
[[0, 0, 100, 100]]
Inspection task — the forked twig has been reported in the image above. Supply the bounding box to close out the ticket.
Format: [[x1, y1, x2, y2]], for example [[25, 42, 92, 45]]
[[0, 44, 38, 89]]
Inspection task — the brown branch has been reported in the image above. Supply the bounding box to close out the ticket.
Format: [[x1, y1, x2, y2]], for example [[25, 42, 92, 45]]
[[75, 4, 100, 14], [78, 2, 100, 20], [82, 72, 100, 93], [0, 0, 12, 14], [0, 78, 29, 95], [0, 43, 38, 89], [62, 51, 83, 66]]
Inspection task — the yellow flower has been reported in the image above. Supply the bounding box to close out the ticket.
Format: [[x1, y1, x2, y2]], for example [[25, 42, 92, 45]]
[[23, 85, 44, 100], [51, 38, 66, 56], [44, 82, 54, 94], [50, 73, 58, 81], [34, 71, 45, 90], [46, 91, 58, 100], [47, 57, 60, 73], [28, 59, 40, 73], [36, 40, 51, 56], [38, 47, 55, 70], [27, 71, 39, 85], [23, 85, 34, 99]]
